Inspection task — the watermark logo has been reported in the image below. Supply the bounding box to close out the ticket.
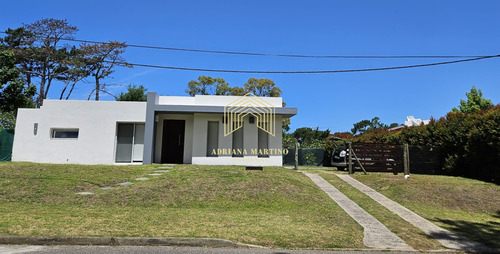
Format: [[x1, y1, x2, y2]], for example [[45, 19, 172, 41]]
[[224, 93, 276, 137]]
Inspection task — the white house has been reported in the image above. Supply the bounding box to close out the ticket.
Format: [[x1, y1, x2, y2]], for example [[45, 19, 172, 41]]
[[12, 92, 297, 166]]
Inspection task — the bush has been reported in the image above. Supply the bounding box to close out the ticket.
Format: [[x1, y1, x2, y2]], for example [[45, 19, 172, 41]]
[[352, 106, 500, 183]]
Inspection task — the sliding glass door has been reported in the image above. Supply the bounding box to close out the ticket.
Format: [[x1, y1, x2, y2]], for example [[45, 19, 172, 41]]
[[115, 123, 145, 163]]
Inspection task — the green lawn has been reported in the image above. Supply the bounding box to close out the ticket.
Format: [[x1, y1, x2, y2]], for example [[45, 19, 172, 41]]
[[0, 162, 364, 249], [351, 173, 500, 249]]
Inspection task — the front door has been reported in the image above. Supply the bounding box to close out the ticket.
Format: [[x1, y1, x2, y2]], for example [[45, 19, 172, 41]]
[[161, 120, 185, 163]]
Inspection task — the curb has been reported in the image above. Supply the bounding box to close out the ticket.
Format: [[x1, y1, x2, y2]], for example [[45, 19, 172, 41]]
[[0, 235, 260, 248]]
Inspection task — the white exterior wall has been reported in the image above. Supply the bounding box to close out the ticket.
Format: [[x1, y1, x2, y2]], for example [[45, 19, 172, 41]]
[[12, 94, 290, 166], [191, 114, 283, 166], [12, 100, 146, 164]]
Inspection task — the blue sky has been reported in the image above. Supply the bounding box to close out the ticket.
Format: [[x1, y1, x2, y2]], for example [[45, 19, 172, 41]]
[[2, 0, 499, 133]]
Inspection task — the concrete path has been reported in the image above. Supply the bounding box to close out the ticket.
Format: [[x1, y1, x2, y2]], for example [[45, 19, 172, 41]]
[[335, 174, 493, 253], [301, 172, 413, 251]]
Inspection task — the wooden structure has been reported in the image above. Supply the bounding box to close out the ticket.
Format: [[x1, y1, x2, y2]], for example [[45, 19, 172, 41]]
[[350, 142, 404, 174]]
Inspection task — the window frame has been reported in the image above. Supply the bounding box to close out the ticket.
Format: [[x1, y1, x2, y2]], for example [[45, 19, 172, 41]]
[[50, 128, 79, 140]]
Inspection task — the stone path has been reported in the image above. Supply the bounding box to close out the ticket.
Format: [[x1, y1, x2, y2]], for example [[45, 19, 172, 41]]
[[301, 172, 413, 251], [335, 174, 493, 253], [75, 166, 171, 195]]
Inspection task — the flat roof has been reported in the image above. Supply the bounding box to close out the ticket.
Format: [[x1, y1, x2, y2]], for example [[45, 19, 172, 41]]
[[153, 104, 297, 118]]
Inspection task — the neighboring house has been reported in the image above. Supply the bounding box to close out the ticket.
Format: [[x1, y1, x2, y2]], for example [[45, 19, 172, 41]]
[[12, 92, 297, 166], [404, 116, 430, 127], [388, 116, 431, 131]]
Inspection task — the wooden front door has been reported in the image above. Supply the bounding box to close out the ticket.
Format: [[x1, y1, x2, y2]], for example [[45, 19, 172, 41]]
[[161, 120, 185, 163]]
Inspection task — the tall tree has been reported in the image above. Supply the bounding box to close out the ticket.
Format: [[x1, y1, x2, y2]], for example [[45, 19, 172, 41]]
[[185, 76, 231, 96], [81, 41, 130, 101], [452, 86, 494, 113], [56, 46, 89, 100], [116, 84, 147, 101], [23, 18, 78, 106]]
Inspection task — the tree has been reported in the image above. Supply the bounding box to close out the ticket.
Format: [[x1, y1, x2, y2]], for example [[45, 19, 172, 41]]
[[56, 46, 89, 100], [351, 117, 393, 135], [186, 76, 291, 132], [23, 18, 78, 106], [81, 41, 130, 100], [0, 50, 36, 128], [452, 86, 494, 113], [116, 84, 147, 101], [243, 78, 282, 97], [185, 76, 231, 96], [292, 127, 330, 147]]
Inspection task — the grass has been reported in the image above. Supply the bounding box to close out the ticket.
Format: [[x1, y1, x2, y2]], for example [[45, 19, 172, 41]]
[[0, 162, 365, 249], [319, 171, 444, 251], [351, 173, 500, 249]]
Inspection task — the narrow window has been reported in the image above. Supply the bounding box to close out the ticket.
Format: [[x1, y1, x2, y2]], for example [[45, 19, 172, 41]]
[[232, 122, 243, 157], [207, 121, 219, 157], [258, 128, 269, 157], [51, 129, 79, 139]]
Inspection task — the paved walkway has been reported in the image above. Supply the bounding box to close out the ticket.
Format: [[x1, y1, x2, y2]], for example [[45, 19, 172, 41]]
[[335, 174, 493, 253], [301, 172, 413, 251]]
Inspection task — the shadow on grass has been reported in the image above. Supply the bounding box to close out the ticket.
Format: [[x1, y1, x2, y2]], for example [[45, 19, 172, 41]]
[[432, 211, 500, 250]]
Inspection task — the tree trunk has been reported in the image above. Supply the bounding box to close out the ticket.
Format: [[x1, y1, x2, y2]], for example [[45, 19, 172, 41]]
[[95, 75, 100, 101]]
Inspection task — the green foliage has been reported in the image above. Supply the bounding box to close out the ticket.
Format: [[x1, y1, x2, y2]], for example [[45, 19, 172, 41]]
[[185, 76, 231, 96], [0, 49, 36, 123], [282, 132, 297, 148], [304, 151, 317, 165], [292, 127, 329, 148], [243, 78, 282, 97], [351, 117, 395, 135], [0, 111, 16, 129], [452, 86, 494, 113], [185, 76, 282, 97], [352, 106, 500, 183], [116, 84, 147, 101]]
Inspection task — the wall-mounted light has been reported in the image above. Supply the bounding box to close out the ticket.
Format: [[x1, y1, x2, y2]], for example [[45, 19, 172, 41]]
[[155, 115, 159, 122], [33, 123, 38, 135], [249, 116, 255, 124]]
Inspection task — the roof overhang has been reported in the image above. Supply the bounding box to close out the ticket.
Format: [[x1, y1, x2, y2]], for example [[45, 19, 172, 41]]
[[153, 105, 297, 118]]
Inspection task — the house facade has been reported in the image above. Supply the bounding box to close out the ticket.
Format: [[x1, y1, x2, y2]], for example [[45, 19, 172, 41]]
[[12, 92, 297, 166]]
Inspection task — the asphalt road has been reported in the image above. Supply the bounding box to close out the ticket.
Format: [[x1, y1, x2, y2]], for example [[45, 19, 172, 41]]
[[0, 245, 421, 254]]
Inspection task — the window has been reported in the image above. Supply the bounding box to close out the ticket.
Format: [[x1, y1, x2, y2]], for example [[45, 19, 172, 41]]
[[258, 128, 268, 157], [207, 121, 219, 157], [115, 123, 145, 163], [232, 122, 243, 157], [51, 129, 79, 139]]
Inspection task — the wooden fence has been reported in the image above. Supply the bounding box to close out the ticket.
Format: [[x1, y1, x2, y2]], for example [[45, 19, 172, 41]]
[[350, 142, 404, 174]]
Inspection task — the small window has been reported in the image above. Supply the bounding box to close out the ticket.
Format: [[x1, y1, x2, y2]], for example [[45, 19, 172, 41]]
[[51, 129, 79, 139], [207, 121, 219, 157]]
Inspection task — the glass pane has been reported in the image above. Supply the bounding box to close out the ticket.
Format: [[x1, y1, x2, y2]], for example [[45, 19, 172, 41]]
[[52, 129, 79, 139], [207, 121, 218, 157], [258, 128, 268, 157], [232, 125, 243, 157], [132, 124, 145, 162], [116, 124, 134, 163]]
